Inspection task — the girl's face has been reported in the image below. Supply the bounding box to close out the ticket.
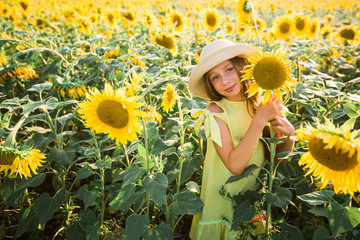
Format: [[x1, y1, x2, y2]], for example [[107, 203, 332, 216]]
[[208, 60, 245, 101]]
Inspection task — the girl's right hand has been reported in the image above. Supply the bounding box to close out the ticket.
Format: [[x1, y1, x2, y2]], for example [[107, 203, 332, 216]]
[[255, 94, 282, 124]]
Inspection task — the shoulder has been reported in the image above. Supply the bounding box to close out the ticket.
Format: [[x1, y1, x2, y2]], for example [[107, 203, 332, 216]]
[[206, 102, 224, 113]]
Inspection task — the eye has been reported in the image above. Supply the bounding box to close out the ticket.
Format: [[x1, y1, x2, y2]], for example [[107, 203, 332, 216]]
[[226, 67, 233, 72], [212, 75, 219, 81]]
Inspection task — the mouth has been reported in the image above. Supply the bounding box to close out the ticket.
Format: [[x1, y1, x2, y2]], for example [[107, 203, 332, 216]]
[[225, 84, 236, 92]]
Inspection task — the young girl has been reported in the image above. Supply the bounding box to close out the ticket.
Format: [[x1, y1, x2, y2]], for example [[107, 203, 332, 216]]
[[188, 39, 295, 239]]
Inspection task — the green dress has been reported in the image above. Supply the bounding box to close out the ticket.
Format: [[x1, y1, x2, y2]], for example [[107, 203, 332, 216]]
[[190, 98, 265, 240]]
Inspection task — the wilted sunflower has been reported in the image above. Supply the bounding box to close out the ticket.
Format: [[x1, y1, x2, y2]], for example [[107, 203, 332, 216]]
[[49, 77, 87, 98], [335, 24, 358, 45], [242, 49, 296, 104], [203, 9, 220, 32], [161, 83, 179, 113], [0, 65, 38, 83], [78, 83, 144, 145], [296, 121, 360, 196], [272, 15, 294, 40], [0, 145, 46, 178], [153, 32, 178, 57]]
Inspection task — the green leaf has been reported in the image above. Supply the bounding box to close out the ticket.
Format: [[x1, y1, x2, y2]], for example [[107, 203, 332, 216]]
[[271, 222, 304, 240], [309, 207, 328, 218], [44, 97, 58, 110], [225, 164, 261, 184], [231, 199, 255, 230], [66, 222, 86, 240], [109, 184, 136, 211], [298, 190, 335, 205], [123, 164, 145, 187], [56, 99, 78, 109], [48, 148, 72, 165], [37, 192, 65, 225], [151, 138, 168, 156], [143, 172, 168, 206], [328, 201, 360, 235], [124, 214, 150, 240], [86, 225, 100, 240], [143, 223, 173, 240], [171, 192, 204, 215], [312, 227, 333, 240], [76, 165, 93, 179], [0, 177, 25, 208], [15, 206, 39, 238], [265, 187, 292, 209], [180, 155, 202, 184], [22, 100, 45, 115], [342, 117, 356, 130], [27, 81, 53, 93], [17, 173, 46, 191]]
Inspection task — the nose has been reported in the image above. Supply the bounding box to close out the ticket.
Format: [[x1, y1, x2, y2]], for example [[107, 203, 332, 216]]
[[222, 74, 230, 85]]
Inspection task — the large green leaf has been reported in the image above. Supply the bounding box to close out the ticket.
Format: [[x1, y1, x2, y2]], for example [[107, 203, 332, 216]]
[[122, 164, 145, 187], [124, 214, 150, 240], [143, 172, 168, 206], [143, 223, 173, 240], [37, 192, 65, 225], [265, 187, 292, 209], [17, 172, 46, 191], [0, 177, 25, 208], [15, 206, 39, 238], [109, 184, 136, 212], [298, 190, 335, 205], [231, 199, 255, 230], [180, 155, 202, 184], [312, 227, 333, 240], [225, 164, 261, 184], [27, 81, 53, 93], [171, 192, 203, 215], [271, 222, 304, 240], [48, 148, 72, 165], [22, 100, 45, 115], [328, 201, 360, 235], [66, 222, 86, 240]]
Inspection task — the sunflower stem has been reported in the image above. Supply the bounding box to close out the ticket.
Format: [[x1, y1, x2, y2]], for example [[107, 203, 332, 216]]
[[4, 114, 28, 148], [265, 125, 276, 238], [176, 100, 185, 194], [141, 117, 151, 216], [249, 2, 261, 46], [122, 144, 131, 167]]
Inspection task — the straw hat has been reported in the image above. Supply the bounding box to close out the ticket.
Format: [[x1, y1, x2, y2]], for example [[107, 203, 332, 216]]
[[189, 39, 259, 100]]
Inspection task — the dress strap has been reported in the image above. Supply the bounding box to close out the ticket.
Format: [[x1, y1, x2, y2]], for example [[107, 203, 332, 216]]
[[191, 109, 223, 148]]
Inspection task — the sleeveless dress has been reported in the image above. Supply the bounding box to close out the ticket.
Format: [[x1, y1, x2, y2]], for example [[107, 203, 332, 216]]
[[189, 98, 265, 240]]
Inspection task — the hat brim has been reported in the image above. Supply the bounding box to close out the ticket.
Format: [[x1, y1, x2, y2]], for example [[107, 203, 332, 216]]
[[189, 44, 259, 100]]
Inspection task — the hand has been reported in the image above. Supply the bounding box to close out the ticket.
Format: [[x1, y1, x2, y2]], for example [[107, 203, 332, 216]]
[[271, 113, 295, 138], [255, 94, 283, 124]]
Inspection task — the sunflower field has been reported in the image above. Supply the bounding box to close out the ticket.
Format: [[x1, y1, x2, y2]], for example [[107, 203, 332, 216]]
[[0, 0, 360, 239]]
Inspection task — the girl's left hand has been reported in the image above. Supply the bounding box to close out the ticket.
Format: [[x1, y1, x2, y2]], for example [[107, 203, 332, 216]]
[[271, 113, 295, 138]]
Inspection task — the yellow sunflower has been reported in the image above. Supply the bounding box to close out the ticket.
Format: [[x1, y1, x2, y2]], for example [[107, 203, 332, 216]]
[[49, 77, 87, 99], [203, 9, 220, 32], [104, 9, 116, 28], [143, 107, 162, 124], [307, 18, 320, 39], [153, 32, 178, 57], [0, 55, 7, 66], [292, 13, 310, 37], [272, 14, 294, 40], [1, 3, 11, 18], [78, 83, 144, 145], [242, 49, 296, 104], [296, 121, 360, 196], [125, 71, 145, 97], [234, 0, 252, 24], [161, 83, 179, 113], [335, 24, 358, 45], [0, 146, 46, 178], [167, 9, 188, 32]]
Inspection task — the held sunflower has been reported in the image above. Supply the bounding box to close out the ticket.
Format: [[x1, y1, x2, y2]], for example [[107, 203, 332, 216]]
[[0, 146, 46, 178], [296, 121, 360, 196], [241, 48, 296, 104], [78, 83, 144, 145]]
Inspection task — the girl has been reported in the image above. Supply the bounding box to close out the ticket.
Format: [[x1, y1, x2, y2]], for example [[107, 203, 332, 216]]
[[188, 39, 295, 239]]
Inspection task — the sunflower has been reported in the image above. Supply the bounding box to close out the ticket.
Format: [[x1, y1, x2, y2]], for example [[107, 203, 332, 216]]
[[307, 18, 320, 39], [0, 55, 7, 66], [143, 107, 162, 124], [1, 3, 11, 18], [242, 49, 296, 104], [296, 121, 360, 196], [167, 9, 188, 32], [153, 32, 178, 57], [335, 24, 358, 45], [104, 48, 120, 60], [128, 55, 145, 69], [104, 9, 116, 28], [203, 9, 220, 32], [125, 71, 145, 97], [78, 83, 144, 145], [49, 77, 87, 98], [0, 146, 46, 178], [234, 0, 252, 24], [272, 15, 294, 40], [292, 13, 310, 37], [161, 83, 179, 113]]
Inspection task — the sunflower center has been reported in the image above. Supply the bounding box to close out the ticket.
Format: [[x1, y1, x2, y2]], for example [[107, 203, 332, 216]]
[[97, 100, 129, 129], [280, 22, 290, 34], [295, 18, 305, 31], [340, 29, 355, 40], [167, 91, 174, 102], [0, 152, 16, 165], [155, 35, 175, 50], [173, 15, 182, 27], [252, 57, 287, 90], [206, 13, 217, 27], [308, 136, 358, 171], [123, 12, 134, 21], [107, 14, 114, 23]]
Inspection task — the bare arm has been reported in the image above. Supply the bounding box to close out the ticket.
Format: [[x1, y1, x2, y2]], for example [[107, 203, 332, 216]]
[[209, 94, 282, 175], [272, 113, 296, 154]]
